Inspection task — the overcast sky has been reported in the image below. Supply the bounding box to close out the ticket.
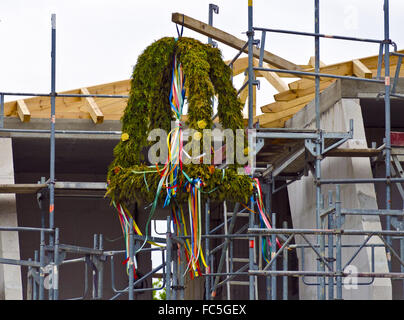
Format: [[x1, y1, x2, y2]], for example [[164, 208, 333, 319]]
[[1, 0, 404, 106]]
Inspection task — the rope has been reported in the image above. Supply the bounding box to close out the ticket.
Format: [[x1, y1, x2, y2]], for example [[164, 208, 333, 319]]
[[175, 14, 185, 38]]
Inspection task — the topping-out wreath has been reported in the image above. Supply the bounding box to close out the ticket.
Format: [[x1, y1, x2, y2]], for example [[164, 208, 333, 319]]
[[105, 37, 253, 207]]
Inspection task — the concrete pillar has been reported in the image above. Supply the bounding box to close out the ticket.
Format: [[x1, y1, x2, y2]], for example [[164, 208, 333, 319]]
[[287, 99, 391, 299], [0, 138, 23, 299]]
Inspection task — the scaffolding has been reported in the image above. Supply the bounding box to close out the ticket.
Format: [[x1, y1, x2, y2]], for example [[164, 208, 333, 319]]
[[0, 0, 404, 300]]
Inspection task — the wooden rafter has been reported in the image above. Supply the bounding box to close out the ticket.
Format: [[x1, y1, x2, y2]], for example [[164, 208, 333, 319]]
[[238, 74, 249, 106], [256, 62, 289, 93], [253, 114, 293, 128], [17, 99, 31, 122], [3, 39, 404, 132], [256, 102, 308, 127], [308, 56, 326, 68], [275, 79, 335, 102], [172, 13, 301, 71], [352, 59, 373, 79], [226, 56, 248, 76], [225, 57, 288, 93], [4, 79, 129, 122], [261, 93, 315, 113], [80, 87, 104, 124]]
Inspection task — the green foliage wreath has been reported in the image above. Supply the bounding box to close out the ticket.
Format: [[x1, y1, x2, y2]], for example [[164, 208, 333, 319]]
[[106, 37, 253, 206]]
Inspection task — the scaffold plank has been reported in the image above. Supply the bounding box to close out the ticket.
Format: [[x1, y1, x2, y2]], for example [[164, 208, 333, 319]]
[[325, 148, 380, 157], [0, 184, 46, 194], [0, 182, 107, 194]]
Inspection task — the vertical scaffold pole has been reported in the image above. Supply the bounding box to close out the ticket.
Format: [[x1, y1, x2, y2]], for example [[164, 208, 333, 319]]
[[265, 180, 272, 300], [249, 195, 255, 300], [0, 93, 4, 128], [166, 216, 172, 300], [327, 191, 334, 300], [49, 14, 56, 235], [48, 13, 57, 301], [172, 224, 178, 301], [92, 234, 99, 299], [39, 230, 45, 300], [247, 0, 254, 130], [247, 0, 256, 301], [383, 0, 392, 271], [208, 4, 219, 46], [400, 237, 404, 295], [98, 234, 104, 299], [128, 219, 134, 300], [282, 221, 288, 300], [205, 199, 211, 299], [271, 212, 277, 300], [53, 228, 59, 300], [224, 201, 231, 300], [335, 185, 342, 299], [177, 209, 185, 300], [314, 0, 325, 300], [179, 240, 185, 300], [33, 250, 38, 300]]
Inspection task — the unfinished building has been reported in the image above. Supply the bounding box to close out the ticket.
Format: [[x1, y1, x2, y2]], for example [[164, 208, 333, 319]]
[[0, 1, 404, 300]]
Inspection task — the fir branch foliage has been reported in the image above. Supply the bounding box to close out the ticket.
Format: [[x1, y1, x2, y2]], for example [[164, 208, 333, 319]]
[[106, 37, 252, 206]]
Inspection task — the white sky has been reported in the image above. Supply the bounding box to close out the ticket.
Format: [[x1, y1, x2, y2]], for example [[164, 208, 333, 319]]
[[1, 0, 404, 107]]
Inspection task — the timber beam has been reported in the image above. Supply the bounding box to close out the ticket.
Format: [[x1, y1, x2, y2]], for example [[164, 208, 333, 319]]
[[80, 87, 104, 124], [172, 12, 301, 71], [17, 99, 31, 122]]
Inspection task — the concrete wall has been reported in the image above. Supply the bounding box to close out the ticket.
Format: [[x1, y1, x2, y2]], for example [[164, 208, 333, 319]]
[[365, 128, 404, 299], [286, 99, 392, 299], [0, 138, 23, 299]]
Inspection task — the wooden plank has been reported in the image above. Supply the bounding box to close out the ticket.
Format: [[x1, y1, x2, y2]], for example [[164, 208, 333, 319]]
[[256, 102, 308, 126], [0, 184, 47, 194], [227, 47, 404, 83], [172, 13, 301, 71], [96, 103, 127, 114], [369, 66, 404, 78], [16, 99, 31, 122], [238, 74, 249, 107], [226, 56, 301, 78], [259, 115, 293, 128], [80, 87, 104, 124], [256, 62, 289, 92], [298, 64, 314, 69], [225, 57, 248, 76], [7, 111, 124, 121], [356, 48, 404, 69], [288, 61, 352, 91], [289, 78, 335, 92], [308, 56, 326, 68], [227, 57, 289, 92], [275, 79, 335, 102], [261, 93, 315, 113], [293, 49, 404, 83], [4, 79, 129, 117], [325, 148, 380, 157], [353, 59, 373, 79]]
